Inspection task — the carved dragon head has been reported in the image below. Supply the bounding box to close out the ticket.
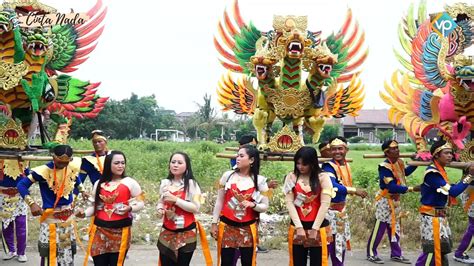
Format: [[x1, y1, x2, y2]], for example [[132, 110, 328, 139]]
[[303, 42, 338, 79], [272, 15, 313, 59], [21, 27, 52, 59]]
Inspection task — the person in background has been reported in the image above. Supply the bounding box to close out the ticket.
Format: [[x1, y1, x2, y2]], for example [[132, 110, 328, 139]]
[[318, 141, 332, 159], [453, 162, 474, 264], [322, 136, 368, 266], [366, 140, 418, 264], [79, 130, 111, 185]]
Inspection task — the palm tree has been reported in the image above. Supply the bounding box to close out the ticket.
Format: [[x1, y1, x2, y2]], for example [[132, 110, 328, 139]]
[[195, 93, 217, 140]]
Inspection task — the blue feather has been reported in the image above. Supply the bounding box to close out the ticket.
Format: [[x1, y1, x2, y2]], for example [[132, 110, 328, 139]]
[[421, 33, 447, 88], [419, 90, 434, 121]]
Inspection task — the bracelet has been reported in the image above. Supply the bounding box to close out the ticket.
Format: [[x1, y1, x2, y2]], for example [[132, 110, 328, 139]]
[[408, 186, 414, 192], [346, 187, 357, 193], [24, 195, 35, 206], [252, 202, 257, 209]]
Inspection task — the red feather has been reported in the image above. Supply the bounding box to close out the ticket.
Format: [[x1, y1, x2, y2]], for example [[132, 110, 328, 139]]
[[336, 9, 352, 40], [224, 9, 239, 37], [233, 0, 246, 29], [76, 7, 107, 36], [75, 44, 98, 59], [214, 37, 239, 64], [77, 26, 105, 48]]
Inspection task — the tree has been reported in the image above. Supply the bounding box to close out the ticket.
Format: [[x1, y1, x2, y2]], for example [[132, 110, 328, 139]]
[[70, 94, 176, 139], [319, 124, 340, 143], [376, 129, 394, 143], [195, 93, 217, 140]]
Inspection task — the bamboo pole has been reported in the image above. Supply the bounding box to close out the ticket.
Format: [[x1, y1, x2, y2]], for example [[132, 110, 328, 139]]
[[0, 154, 52, 161], [216, 153, 352, 162], [363, 153, 414, 159], [407, 161, 470, 169]]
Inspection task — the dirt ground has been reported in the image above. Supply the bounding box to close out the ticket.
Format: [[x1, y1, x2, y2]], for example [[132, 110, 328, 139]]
[[2, 245, 471, 265]]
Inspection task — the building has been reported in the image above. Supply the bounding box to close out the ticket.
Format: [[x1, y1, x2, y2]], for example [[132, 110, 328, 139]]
[[334, 109, 408, 143]]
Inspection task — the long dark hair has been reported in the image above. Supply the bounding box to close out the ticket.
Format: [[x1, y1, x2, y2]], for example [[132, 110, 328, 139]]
[[167, 152, 197, 193], [294, 146, 321, 193], [94, 150, 127, 214], [235, 144, 260, 191]]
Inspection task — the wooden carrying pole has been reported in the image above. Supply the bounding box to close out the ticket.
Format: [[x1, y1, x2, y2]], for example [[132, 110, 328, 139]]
[[216, 153, 352, 162], [0, 150, 94, 161], [407, 161, 470, 169], [363, 153, 414, 159]]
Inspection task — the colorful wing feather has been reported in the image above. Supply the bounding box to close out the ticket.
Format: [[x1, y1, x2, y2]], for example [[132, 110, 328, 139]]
[[47, 0, 107, 73], [324, 9, 369, 84], [323, 75, 364, 118], [47, 75, 108, 119], [380, 71, 442, 137], [216, 72, 255, 115], [393, 0, 426, 85], [214, 0, 262, 74]]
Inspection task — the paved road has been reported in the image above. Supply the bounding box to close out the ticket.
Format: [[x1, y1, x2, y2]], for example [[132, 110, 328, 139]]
[[3, 245, 472, 265]]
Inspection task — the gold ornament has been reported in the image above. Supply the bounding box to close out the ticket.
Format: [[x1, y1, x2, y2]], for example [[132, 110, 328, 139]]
[[0, 61, 28, 91], [330, 138, 347, 147], [267, 125, 303, 153], [0, 119, 27, 149], [262, 86, 312, 118], [432, 142, 452, 156], [460, 140, 474, 162]]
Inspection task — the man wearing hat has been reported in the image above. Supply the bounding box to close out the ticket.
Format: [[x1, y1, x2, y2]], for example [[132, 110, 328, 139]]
[[79, 130, 110, 185], [366, 140, 418, 264], [322, 136, 368, 266], [17, 145, 86, 266], [415, 140, 474, 266], [318, 141, 332, 159]]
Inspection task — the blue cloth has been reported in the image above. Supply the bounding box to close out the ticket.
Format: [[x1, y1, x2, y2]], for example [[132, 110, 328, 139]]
[[378, 159, 417, 194], [17, 162, 81, 209], [420, 165, 468, 207], [322, 160, 348, 203], [79, 152, 104, 185], [0, 168, 29, 188]]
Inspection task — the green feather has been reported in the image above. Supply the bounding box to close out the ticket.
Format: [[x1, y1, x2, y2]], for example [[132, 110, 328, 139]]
[[407, 3, 417, 38], [47, 25, 78, 71], [418, 0, 427, 26], [398, 22, 413, 56], [393, 48, 414, 72], [55, 74, 90, 103], [234, 22, 261, 73]]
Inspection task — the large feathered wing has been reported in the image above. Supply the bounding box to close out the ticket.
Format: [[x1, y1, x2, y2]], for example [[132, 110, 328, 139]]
[[380, 71, 442, 138], [214, 0, 262, 74], [324, 9, 368, 84], [393, 0, 426, 85], [216, 72, 255, 115], [47, 75, 108, 119], [323, 75, 364, 118], [46, 0, 107, 74]]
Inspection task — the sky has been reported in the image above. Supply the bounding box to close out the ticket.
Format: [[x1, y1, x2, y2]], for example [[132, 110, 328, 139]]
[[46, 0, 473, 114]]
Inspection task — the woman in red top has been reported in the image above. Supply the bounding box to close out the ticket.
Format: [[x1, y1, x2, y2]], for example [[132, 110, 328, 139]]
[[211, 144, 270, 266], [284, 146, 334, 266], [156, 152, 208, 266], [83, 150, 144, 266]]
